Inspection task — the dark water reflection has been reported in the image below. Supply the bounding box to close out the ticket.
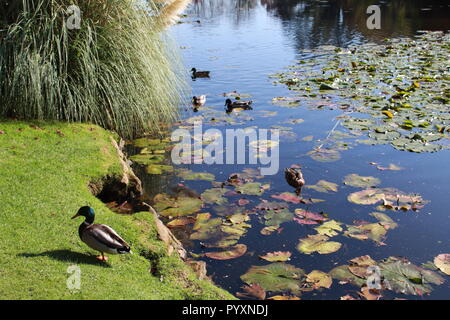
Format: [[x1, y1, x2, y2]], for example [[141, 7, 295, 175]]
[[131, 0, 450, 299]]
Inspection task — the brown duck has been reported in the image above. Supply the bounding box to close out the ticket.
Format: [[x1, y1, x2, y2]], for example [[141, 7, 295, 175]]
[[284, 167, 305, 195]]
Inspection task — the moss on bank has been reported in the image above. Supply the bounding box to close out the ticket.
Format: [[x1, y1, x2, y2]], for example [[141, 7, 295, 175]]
[[0, 120, 234, 299]]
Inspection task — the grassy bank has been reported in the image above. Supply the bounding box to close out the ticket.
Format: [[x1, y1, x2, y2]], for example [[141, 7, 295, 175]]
[[0, 120, 234, 299]]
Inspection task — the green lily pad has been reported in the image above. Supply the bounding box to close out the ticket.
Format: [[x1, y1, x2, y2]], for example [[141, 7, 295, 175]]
[[146, 164, 173, 175], [259, 251, 292, 262], [305, 180, 339, 193], [263, 208, 294, 227], [297, 234, 342, 255], [153, 193, 202, 217], [235, 182, 265, 196], [176, 168, 215, 181], [201, 188, 228, 205], [241, 263, 305, 294], [379, 257, 445, 295], [314, 220, 343, 237], [343, 174, 381, 188], [308, 148, 341, 162]]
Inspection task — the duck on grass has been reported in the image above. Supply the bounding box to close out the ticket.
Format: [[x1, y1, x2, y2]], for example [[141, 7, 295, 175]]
[[72, 206, 131, 262]]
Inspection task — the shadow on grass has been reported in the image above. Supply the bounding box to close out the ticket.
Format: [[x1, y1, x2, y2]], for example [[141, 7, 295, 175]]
[[18, 250, 112, 268]]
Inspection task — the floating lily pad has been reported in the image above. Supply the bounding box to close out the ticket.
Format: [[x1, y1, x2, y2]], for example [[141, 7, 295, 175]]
[[306, 270, 333, 289], [314, 220, 343, 237], [294, 209, 327, 225], [347, 188, 385, 205], [241, 263, 305, 294], [305, 180, 338, 193], [146, 164, 173, 175], [263, 208, 294, 227], [308, 148, 341, 162], [259, 251, 292, 262], [271, 192, 303, 204], [177, 169, 216, 181], [344, 223, 387, 244], [204, 244, 247, 260], [235, 182, 265, 196], [297, 234, 342, 255], [201, 188, 228, 205], [379, 256, 445, 295], [329, 265, 366, 287], [434, 254, 450, 276], [343, 174, 381, 188], [153, 193, 202, 217]]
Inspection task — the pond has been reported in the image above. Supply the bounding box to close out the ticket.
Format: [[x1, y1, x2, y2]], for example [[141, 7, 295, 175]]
[[128, 0, 450, 299]]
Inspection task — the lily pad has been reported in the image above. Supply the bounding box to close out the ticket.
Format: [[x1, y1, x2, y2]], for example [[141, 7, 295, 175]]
[[306, 270, 333, 289], [343, 174, 381, 188], [379, 256, 445, 295], [204, 244, 247, 260], [153, 193, 202, 217], [434, 254, 450, 276], [235, 182, 265, 196], [297, 234, 342, 255], [314, 220, 343, 237], [259, 251, 292, 262], [241, 263, 305, 294], [201, 188, 228, 205], [305, 180, 339, 193], [177, 169, 216, 181], [308, 148, 341, 162]]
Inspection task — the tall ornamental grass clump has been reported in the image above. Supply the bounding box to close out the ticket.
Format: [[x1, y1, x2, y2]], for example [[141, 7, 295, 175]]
[[0, 0, 186, 138]]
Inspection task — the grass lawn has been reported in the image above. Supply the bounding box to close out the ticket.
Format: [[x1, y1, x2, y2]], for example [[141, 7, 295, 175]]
[[0, 120, 234, 300]]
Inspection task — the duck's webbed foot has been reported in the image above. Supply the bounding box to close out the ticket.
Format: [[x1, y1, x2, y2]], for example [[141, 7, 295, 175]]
[[96, 253, 109, 261]]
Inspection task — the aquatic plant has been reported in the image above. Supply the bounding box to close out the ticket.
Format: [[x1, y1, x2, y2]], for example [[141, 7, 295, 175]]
[[0, 0, 187, 138]]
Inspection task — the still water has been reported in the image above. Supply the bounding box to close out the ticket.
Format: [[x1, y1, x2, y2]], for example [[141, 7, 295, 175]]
[[135, 0, 450, 299]]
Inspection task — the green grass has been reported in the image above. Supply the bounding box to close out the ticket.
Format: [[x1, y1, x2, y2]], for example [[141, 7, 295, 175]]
[[0, 120, 234, 299]]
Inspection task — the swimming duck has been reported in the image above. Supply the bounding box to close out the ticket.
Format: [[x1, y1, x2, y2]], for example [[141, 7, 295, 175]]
[[284, 167, 305, 195], [192, 95, 206, 106], [191, 68, 210, 78], [225, 98, 253, 112], [72, 206, 131, 261]]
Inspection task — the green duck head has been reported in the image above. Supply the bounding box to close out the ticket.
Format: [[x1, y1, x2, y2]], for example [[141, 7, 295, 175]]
[[71, 206, 95, 224]]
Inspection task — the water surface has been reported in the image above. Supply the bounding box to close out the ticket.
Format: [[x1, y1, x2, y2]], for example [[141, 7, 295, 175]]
[[136, 0, 450, 299]]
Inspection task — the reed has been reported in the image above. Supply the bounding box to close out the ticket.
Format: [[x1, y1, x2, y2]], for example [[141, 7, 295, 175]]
[[0, 0, 188, 138]]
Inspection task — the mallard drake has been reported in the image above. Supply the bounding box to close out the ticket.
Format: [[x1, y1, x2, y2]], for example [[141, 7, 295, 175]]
[[284, 167, 305, 195], [72, 206, 131, 261], [191, 68, 210, 78], [192, 95, 206, 106], [225, 98, 253, 112]]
